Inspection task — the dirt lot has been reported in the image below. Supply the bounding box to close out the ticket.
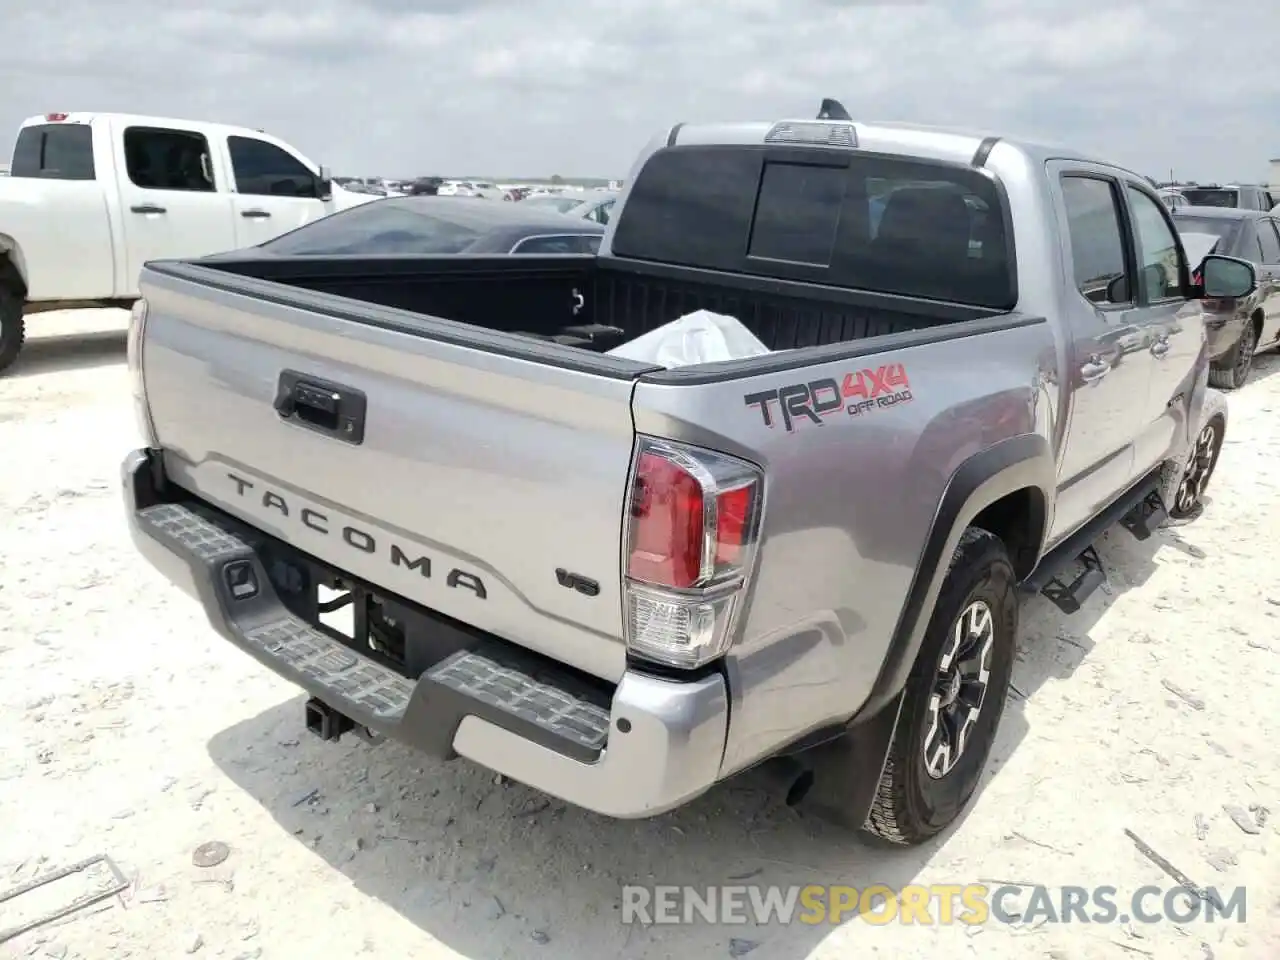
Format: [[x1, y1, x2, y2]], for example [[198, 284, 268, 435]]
[[1, 309, 1277, 960]]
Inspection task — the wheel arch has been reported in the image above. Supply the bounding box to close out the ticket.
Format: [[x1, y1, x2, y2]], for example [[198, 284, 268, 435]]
[[0, 237, 28, 296], [0, 250, 27, 299], [852, 433, 1054, 724]]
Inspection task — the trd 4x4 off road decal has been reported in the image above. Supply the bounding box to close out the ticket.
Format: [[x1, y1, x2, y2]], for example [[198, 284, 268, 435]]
[[744, 363, 913, 432]]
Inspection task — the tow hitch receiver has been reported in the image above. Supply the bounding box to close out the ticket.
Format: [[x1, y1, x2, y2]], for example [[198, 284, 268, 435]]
[[305, 697, 355, 742]]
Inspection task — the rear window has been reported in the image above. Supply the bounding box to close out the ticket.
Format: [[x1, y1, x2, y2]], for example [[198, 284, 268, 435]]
[[1180, 188, 1240, 208], [1172, 216, 1241, 243], [523, 196, 581, 214], [258, 201, 485, 255], [610, 145, 1015, 308], [511, 234, 600, 254], [10, 123, 96, 180]]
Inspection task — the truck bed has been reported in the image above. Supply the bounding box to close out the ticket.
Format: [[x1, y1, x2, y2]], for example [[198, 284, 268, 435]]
[[134, 250, 1026, 688], [198, 252, 1003, 353]]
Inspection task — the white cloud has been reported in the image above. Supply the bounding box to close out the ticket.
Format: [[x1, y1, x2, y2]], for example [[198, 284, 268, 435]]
[[2, 0, 1277, 182]]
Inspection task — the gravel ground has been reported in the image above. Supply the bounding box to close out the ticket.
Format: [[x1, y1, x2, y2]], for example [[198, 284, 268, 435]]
[[1, 308, 1277, 960]]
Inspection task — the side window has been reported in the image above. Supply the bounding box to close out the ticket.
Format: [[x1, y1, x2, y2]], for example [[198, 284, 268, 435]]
[[227, 136, 317, 198], [511, 235, 593, 254], [1126, 186, 1184, 302], [1060, 175, 1132, 305], [1256, 219, 1280, 264], [123, 127, 215, 192], [10, 124, 95, 180]]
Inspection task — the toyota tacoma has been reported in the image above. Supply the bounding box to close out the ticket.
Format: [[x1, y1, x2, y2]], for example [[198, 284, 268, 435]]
[[121, 102, 1251, 845]]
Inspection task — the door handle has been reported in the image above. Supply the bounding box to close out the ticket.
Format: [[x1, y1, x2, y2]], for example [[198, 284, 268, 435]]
[[241, 209, 272, 219], [130, 204, 166, 214], [1081, 357, 1111, 383], [274, 370, 367, 445]]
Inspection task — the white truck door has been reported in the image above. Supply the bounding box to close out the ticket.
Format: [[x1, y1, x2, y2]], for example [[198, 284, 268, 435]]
[[4, 118, 115, 301], [224, 135, 328, 248], [114, 123, 239, 296]]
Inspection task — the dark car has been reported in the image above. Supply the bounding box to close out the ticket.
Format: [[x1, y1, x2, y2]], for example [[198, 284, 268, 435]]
[[217, 195, 606, 258], [405, 177, 444, 196], [1172, 206, 1280, 388]]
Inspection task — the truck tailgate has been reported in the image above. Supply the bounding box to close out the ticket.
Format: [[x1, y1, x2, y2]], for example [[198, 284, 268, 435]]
[[139, 264, 648, 683]]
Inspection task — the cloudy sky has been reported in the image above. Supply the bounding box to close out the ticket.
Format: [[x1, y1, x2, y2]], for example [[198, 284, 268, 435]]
[[3, 0, 1278, 182]]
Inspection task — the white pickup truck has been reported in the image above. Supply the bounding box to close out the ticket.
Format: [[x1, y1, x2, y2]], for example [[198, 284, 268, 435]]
[[0, 111, 374, 373]]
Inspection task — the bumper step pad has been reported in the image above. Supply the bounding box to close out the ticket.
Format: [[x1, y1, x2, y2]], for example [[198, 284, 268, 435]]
[[134, 500, 609, 760], [139, 503, 413, 721], [428, 649, 611, 754]]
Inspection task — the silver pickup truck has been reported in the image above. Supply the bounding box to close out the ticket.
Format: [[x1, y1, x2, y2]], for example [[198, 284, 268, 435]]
[[121, 104, 1255, 846]]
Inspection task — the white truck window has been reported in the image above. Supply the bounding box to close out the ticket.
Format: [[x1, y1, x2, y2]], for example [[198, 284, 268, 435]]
[[124, 127, 216, 192], [227, 136, 317, 198], [10, 124, 95, 180]]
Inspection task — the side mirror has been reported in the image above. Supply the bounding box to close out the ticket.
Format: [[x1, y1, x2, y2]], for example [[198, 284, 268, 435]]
[[316, 164, 333, 201], [1196, 254, 1255, 299], [1105, 274, 1130, 304]]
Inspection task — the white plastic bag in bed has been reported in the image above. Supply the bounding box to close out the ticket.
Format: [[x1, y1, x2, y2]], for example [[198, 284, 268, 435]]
[[604, 309, 771, 368]]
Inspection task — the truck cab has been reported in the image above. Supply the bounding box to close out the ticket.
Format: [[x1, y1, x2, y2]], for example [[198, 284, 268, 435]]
[[0, 111, 370, 373]]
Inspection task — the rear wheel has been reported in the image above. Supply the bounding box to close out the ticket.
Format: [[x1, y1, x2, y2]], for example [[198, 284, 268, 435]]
[[862, 527, 1017, 846], [0, 286, 24, 375], [1209, 325, 1256, 390]]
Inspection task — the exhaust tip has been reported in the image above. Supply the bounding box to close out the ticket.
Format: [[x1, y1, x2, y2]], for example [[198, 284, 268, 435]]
[[785, 769, 815, 807]]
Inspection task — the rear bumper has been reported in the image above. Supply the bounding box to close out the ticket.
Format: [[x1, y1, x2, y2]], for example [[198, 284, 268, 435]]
[[122, 447, 728, 818]]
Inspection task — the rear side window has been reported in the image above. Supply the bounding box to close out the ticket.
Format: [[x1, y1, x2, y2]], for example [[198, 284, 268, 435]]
[[610, 146, 1015, 308], [10, 124, 95, 180], [1060, 175, 1131, 305], [124, 127, 215, 192]]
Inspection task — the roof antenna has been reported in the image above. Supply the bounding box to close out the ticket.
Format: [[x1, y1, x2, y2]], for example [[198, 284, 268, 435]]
[[817, 98, 851, 121]]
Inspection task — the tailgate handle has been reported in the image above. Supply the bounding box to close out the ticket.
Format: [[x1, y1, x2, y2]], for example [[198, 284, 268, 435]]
[[274, 370, 367, 445]]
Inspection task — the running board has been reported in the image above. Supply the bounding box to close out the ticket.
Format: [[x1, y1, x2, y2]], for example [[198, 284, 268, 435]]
[[1120, 490, 1168, 541], [1035, 545, 1105, 615], [1023, 468, 1165, 615]]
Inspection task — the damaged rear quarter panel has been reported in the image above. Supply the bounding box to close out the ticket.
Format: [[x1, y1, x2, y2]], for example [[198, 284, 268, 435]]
[[630, 319, 1059, 777]]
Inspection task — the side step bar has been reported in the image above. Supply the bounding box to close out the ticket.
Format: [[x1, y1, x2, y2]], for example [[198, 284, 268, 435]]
[[1023, 468, 1166, 615]]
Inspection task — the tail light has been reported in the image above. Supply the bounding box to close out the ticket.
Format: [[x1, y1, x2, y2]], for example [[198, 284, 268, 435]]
[[127, 298, 157, 445], [622, 437, 764, 669]]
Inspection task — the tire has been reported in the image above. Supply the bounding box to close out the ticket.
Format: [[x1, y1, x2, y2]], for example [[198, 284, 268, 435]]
[[1208, 324, 1256, 390], [862, 527, 1018, 846], [0, 285, 24, 376], [1161, 389, 1228, 521]]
